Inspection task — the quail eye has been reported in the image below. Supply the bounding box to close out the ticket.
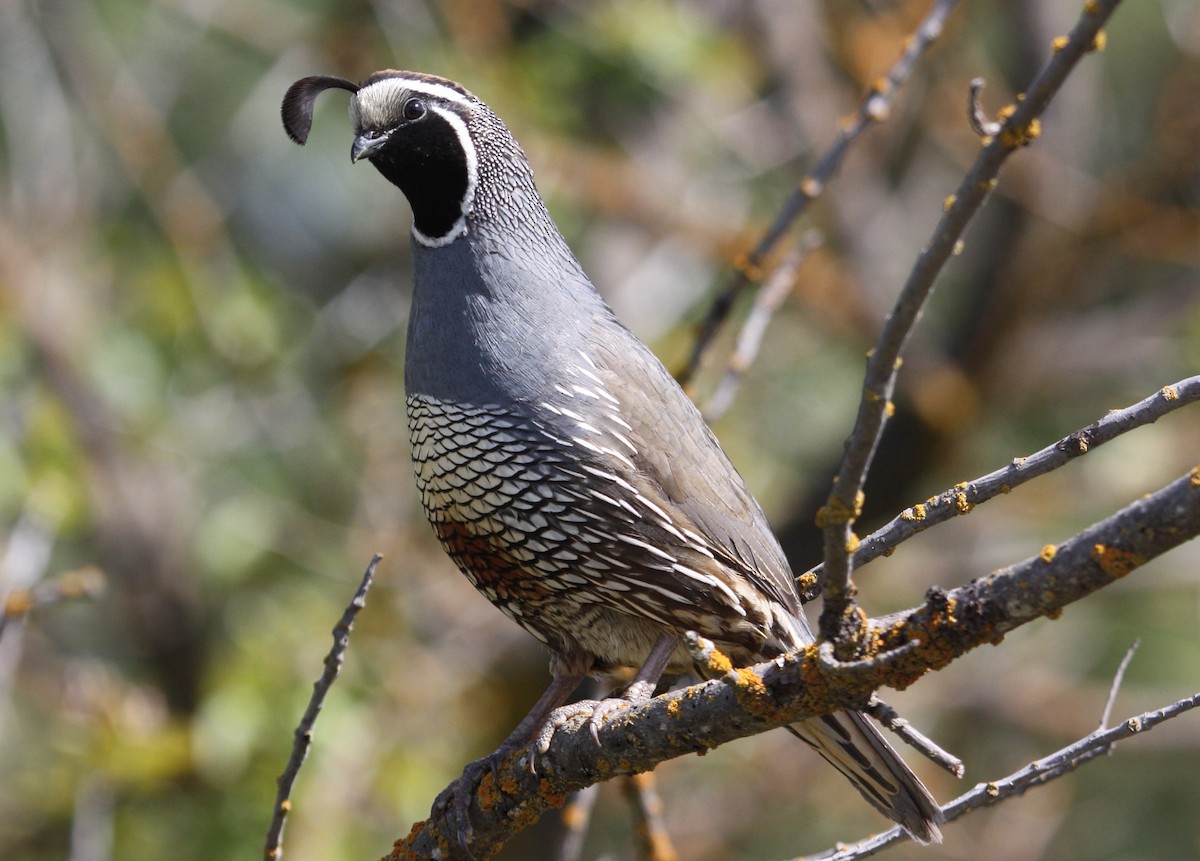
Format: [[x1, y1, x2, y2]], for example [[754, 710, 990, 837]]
[[403, 98, 426, 121]]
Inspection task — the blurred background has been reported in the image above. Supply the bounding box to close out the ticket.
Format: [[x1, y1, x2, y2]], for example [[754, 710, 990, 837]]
[[1, 0, 1198, 859]]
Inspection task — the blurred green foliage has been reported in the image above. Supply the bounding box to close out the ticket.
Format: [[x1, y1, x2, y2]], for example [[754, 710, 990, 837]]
[[1, 1, 1198, 860]]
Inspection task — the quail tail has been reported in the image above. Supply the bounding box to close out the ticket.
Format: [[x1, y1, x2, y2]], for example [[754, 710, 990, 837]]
[[790, 711, 944, 844]]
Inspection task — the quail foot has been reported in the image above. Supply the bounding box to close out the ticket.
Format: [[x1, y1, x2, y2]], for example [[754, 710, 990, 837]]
[[282, 70, 944, 854]]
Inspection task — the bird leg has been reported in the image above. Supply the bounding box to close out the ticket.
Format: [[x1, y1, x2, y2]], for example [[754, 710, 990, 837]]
[[535, 632, 679, 753]]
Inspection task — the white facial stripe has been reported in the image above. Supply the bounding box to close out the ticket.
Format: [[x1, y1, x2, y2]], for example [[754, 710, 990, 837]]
[[351, 76, 480, 247], [412, 103, 478, 247]]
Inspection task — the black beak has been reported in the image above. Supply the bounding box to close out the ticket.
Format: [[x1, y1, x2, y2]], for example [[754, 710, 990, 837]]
[[351, 131, 389, 163]]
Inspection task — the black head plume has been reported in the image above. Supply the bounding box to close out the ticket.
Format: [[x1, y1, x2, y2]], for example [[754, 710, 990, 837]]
[[282, 76, 359, 145]]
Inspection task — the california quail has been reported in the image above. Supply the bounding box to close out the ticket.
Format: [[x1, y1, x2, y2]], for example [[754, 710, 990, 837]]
[[282, 70, 943, 848]]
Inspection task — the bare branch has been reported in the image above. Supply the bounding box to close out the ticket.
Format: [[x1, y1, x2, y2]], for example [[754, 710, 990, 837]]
[[966, 78, 1002, 137], [801, 376, 1200, 599], [622, 772, 678, 861], [552, 785, 600, 861], [0, 566, 105, 643], [797, 691, 1200, 861], [1100, 639, 1140, 730], [703, 234, 821, 423], [820, 0, 1126, 644], [390, 463, 1196, 859], [265, 555, 380, 861], [679, 0, 963, 387], [865, 696, 963, 778]]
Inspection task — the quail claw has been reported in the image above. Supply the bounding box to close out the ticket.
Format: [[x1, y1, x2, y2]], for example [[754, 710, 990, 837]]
[[431, 751, 507, 859]]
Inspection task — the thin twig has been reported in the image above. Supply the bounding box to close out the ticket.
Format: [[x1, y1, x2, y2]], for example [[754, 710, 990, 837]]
[[0, 566, 105, 642], [264, 555, 380, 861], [553, 784, 601, 861], [801, 376, 1200, 599], [679, 0, 963, 387], [819, 0, 1126, 643], [866, 696, 963, 778], [622, 772, 678, 861], [796, 694, 1200, 860], [1100, 639, 1140, 730], [966, 78, 1002, 137], [703, 233, 822, 422]]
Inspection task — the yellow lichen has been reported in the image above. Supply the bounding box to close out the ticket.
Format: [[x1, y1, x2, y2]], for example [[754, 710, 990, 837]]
[[1001, 117, 1042, 149], [1093, 544, 1143, 579], [3, 589, 31, 617], [733, 252, 763, 281], [1091, 30, 1107, 52], [954, 492, 973, 514], [1039, 544, 1057, 563], [845, 532, 861, 554], [1161, 385, 1178, 401], [1051, 35, 1069, 53], [704, 644, 734, 676], [901, 503, 927, 522], [943, 194, 957, 212]]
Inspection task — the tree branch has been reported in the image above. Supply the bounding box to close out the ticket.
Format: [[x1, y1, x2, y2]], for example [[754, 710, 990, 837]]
[[797, 690, 1200, 861], [678, 0, 963, 388], [800, 376, 1200, 600], [819, 0, 1125, 647], [389, 463, 1197, 859], [266, 555, 380, 861]]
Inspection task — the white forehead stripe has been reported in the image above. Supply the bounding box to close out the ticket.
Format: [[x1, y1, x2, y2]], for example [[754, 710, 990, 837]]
[[351, 77, 473, 129], [350, 76, 480, 248]]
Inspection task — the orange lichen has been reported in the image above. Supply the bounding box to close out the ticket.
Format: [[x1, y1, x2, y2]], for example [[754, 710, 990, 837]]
[[728, 666, 787, 723], [733, 252, 764, 281], [3, 589, 31, 616], [1093, 544, 1143, 579], [703, 644, 734, 677], [954, 492, 973, 514]]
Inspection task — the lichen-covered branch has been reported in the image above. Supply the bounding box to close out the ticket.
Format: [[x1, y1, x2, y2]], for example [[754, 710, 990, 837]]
[[819, 0, 1125, 643], [800, 376, 1200, 600], [387, 464, 1198, 860], [798, 690, 1200, 861]]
